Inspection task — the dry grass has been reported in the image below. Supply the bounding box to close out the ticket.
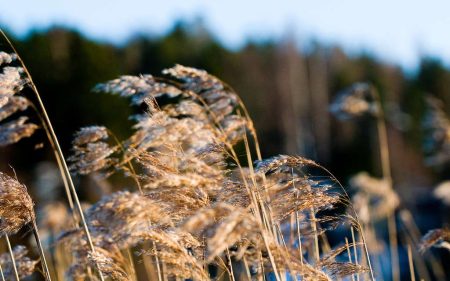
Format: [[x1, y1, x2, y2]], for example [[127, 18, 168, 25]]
[[0, 32, 449, 281]]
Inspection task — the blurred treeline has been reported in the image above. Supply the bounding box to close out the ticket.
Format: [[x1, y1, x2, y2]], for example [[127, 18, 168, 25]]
[[1, 21, 449, 215]]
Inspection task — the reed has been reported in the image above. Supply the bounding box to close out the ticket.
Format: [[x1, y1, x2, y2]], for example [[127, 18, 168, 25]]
[[0, 31, 449, 281]]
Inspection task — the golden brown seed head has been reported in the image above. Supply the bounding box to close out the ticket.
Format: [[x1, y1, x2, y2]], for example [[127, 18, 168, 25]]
[[0, 172, 35, 235]]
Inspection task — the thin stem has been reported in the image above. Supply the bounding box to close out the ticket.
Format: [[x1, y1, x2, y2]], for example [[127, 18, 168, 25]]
[[295, 212, 304, 264], [388, 213, 399, 281], [399, 210, 444, 279], [0, 31, 76, 218], [372, 87, 399, 281], [0, 30, 104, 281], [0, 263, 5, 281], [140, 249, 158, 281], [107, 129, 142, 193], [219, 135, 276, 280], [107, 132, 162, 281], [125, 249, 137, 281], [358, 225, 375, 281], [407, 244, 416, 281], [219, 80, 263, 161], [291, 168, 304, 265], [345, 238, 356, 281], [374, 93, 392, 181], [4, 234, 19, 281], [110, 134, 163, 279], [29, 104, 75, 213], [243, 256, 252, 281], [226, 248, 236, 281], [113, 131, 163, 281], [170, 89, 279, 280], [310, 208, 320, 262], [243, 123, 293, 280], [31, 219, 52, 281], [154, 244, 163, 281], [242, 127, 275, 235], [350, 227, 360, 281], [301, 161, 375, 281]]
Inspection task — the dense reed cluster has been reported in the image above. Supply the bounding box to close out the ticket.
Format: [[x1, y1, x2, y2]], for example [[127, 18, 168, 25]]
[[60, 65, 370, 281], [0, 34, 449, 281]]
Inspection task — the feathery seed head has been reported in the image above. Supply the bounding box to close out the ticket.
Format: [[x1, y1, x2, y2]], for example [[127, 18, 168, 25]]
[[162, 65, 240, 125], [94, 75, 183, 105], [350, 172, 391, 195], [324, 262, 369, 278], [0, 60, 37, 145], [0, 52, 17, 66], [0, 96, 30, 122], [0, 245, 38, 280], [94, 75, 155, 98], [88, 249, 129, 281], [0, 172, 35, 235], [330, 82, 379, 120], [0, 116, 38, 146], [350, 172, 399, 220], [0, 66, 27, 107], [39, 201, 70, 231], [138, 229, 208, 280], [434, 181, 450, 205], [419, 228, 450, 253], [86, 191, 173, 248], [72, 126, 109, 146], [255, 155, 317, 175], [68, 126, 117, 176], [162, 64, 223, 92]]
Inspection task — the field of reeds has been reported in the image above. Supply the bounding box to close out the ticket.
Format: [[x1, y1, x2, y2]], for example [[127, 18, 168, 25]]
[[0, 30, 449, 281]]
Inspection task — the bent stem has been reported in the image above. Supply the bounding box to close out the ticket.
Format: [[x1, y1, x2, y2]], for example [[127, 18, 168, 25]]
[[31, 219, 52, 281], [0, 30, 75, 216], [0, 29, 104, 281], [30, 103, 76, 214], [4, 234, 19, 281]]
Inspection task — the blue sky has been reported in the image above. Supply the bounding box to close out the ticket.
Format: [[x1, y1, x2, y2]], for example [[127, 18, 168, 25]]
[[2, 0, 450, 69]]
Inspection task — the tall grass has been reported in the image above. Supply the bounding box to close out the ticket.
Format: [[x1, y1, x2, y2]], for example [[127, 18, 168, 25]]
[[0, 32, 448, 281]]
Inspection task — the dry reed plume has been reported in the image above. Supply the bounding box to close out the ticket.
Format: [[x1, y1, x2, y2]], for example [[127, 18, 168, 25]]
[[5, 32, 450, 281], [0, 172, 35, 235], [0, 245, 38, 280], [57, 65, 371, 280]]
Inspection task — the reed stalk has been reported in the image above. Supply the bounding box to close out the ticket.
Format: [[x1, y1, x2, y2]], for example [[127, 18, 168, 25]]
[[407, 244, 416, 281], [0, 263, 5, 281], [31, 219, 52, 281], [4, 234, 19, 281], [372, 86, 399, 281]]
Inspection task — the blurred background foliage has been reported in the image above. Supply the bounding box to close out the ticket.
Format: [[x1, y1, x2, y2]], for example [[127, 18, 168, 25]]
[[0, 20, 449, 233]]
